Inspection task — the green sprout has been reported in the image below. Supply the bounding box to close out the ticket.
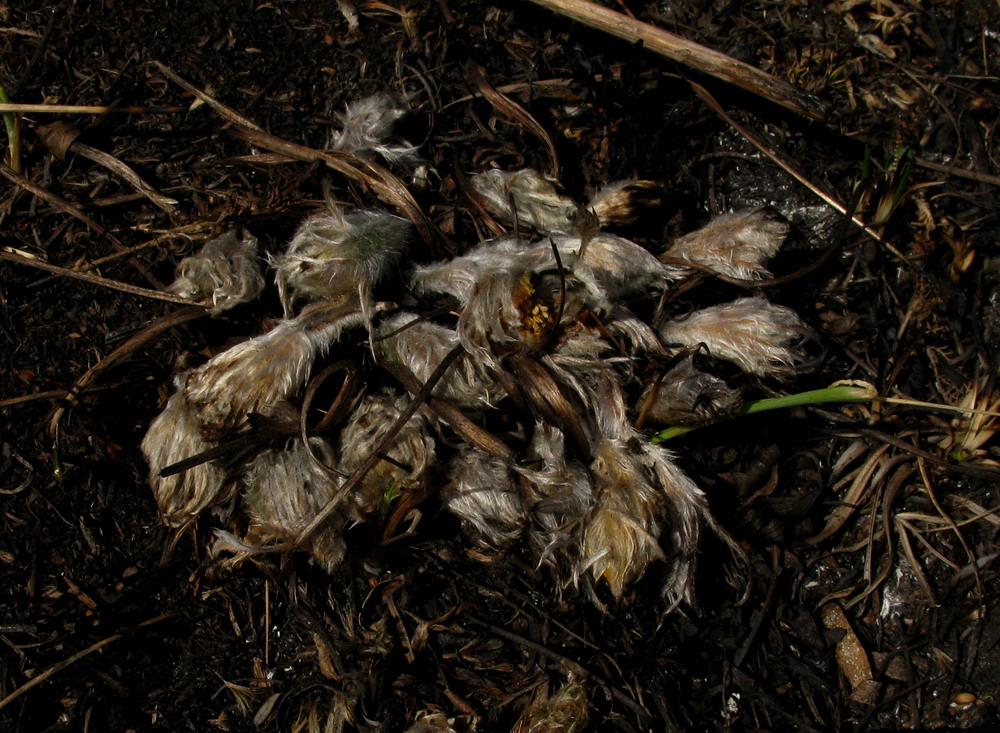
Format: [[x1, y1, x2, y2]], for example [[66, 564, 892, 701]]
[[652, 382, 879, 442]]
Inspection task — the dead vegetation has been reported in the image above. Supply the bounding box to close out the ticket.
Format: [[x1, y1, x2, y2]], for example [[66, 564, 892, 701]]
[[1, 1, 999, 731]]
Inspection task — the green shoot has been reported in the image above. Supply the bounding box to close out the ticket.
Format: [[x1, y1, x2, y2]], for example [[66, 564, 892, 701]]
[[652, 382, 879, 442]]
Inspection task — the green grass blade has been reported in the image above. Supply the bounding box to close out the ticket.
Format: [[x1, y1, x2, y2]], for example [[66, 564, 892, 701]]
[[651, 384, 877, 443]]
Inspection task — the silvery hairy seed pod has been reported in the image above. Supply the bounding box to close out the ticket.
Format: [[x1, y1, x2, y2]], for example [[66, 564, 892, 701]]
[[328, 92, 421, 168], [517, 423, 592, 567], [661, 208, 789, 281], [336, 391, 435, 516], [183, 299, 364, 440], [274, 207, 410, 319], [376, 312, 502, 408], [443, 449, 527, 549], [543, 233, 672, 300], [639, 354, 744, 427], [241, 437, 347, 572], [586, 179, 661, 227], [403, 711, 458, 733], [167, 230, 264, 314], [469, 168, 578, 234], [658, 296, 809, 377], [141, 381, 229, 526], [579, 435, 705, 604], [512, 679, 589, 733], [415, 230, 669, 306], [412, 236, 529, 304]]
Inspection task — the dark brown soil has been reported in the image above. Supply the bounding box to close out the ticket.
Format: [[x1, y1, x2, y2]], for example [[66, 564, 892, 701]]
[[1, 1, 999, 731]]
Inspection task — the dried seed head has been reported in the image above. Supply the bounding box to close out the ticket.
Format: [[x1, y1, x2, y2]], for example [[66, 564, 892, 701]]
[[658, 297, 809, 377], [141, 388, 229, 526], [579, 438, 663, 597], [517, 423, 592, 566], [329, 92, 421, 167], [404, 711, 458, 733], [242, 437, 347, 572], [640, 355, 744, 427], [275, 207, 410, 318], [184, 301, 364, 439], [586, 179, 662, 227], [547, 233, 670, 300], [662, 208, 789, 281], [513, 679, 589, 733], [336, 391, 435, 514], [168, 230, 264, 313], [579, 436, 705, 604], [445, 449, 527, 549], [376, 313, 501, 408], [470, 168, 578, 234]]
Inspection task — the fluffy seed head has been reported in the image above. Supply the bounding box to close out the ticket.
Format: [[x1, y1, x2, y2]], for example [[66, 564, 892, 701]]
[[242, 437, 347, 572], [444, 449, 528, 549], [661, 208, 789, 281], [586, 179, 662, 227], [376, 312, 501, 408], [470, 168, 578, 234], [329, 92, 421, 167], [275, 207, 410, 318], [141, 388, 229, 526], [183, 301, 364, 439], [168, 230, 264, 313], [336, 391, 435, 515], [658, 296, 809, 377]]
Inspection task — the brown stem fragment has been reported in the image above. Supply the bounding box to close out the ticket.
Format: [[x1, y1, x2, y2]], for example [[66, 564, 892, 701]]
[[522, 0, 828, 120]]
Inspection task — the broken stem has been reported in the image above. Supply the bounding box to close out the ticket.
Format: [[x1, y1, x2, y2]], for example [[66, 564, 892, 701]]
[[523, 0, 827, 119]]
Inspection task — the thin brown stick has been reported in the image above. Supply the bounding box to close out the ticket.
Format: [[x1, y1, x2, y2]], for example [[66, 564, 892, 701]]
[[384, 362, 516, 462], [150, 61, 263, 131], [523, 0, 826, 120], [229, 125, 440, 248], [0, 249, 206, 306], [0, 385, 116, 409], [0, 103, 185, 115], [469, 64, 561, 180], [294, 346, 465, 549], [0, 163, 122, 248], [70, 141, 178, 215], [151, 62, 445, 252], [0, 612, 174, 712], [914, 156, 1000, 186]]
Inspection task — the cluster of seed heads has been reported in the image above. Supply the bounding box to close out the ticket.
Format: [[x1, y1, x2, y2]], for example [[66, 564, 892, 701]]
[[143, 94, 810, 608]]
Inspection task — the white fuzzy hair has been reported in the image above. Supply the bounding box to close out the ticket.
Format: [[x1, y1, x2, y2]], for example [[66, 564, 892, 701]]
[[658, 296, 809, 377], [662, 208, 789, 281], [336, 391, 435, 515], [376, 312, 502, 408], [242, 437, 347, 572], [414, 231, 668, 305], [579, 435, 706, 605], [517, 423, 593, 568], [274, 207, 409, 319], [141, 385, 229, 526], [168, 230, 264, 314], [469, 168, 577, 234], [183, 301, 364, 439], [328, 92, 421, 168], [444, 449, 528, 549]]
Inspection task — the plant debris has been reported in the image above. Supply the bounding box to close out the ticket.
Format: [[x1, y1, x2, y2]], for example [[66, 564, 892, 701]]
[[1, 2, 999, 731]]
